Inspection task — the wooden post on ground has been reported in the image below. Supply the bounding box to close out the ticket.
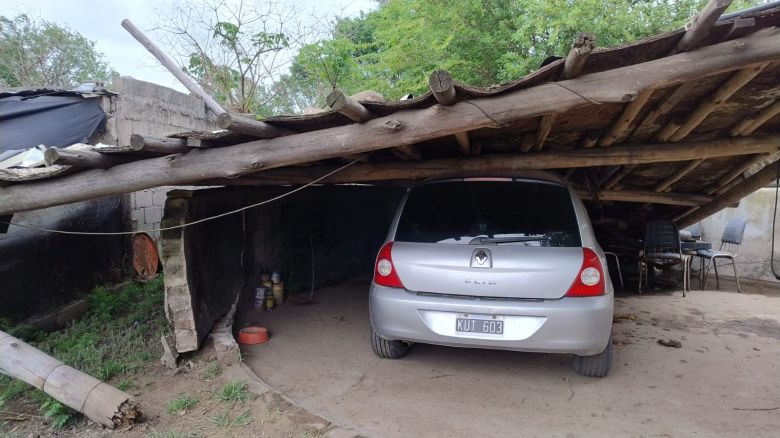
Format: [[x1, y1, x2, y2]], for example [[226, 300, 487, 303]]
[[0, 330, 140, 429]]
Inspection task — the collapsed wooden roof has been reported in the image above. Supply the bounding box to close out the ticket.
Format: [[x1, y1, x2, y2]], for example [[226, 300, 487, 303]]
[[1, 1, 780, 238]]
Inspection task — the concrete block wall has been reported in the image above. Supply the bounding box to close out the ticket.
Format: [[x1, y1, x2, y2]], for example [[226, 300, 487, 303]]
[[98, 76, 219, 238], [697, 187, 780, 282]]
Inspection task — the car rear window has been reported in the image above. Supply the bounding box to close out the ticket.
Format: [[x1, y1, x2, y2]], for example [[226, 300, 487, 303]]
[[394, 181, 582, 247]]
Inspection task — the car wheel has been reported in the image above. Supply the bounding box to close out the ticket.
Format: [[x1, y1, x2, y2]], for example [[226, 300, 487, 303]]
[[369, 325, 410, 359], [573, 335, 613, 377]]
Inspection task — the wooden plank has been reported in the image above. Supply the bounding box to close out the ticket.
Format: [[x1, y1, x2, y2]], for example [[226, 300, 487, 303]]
[[454, 131, 471, 154], [327, 89, 374, 122], [677, 160, 779, 226], [654, 158, 706, 192], [668, 63, 769, 141], [121, 19, 225, 116], [3, 28, 780, 214], [428, 70, 457, 105], [598, 89, 654, 147]]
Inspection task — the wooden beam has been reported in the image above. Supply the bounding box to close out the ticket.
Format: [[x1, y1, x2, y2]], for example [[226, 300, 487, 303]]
[[454, 131, 471, 155], [129, 134, 191, 154], [121, 19, 225, 116], [326, 89, 374, 122], [228, 135, 780, 186], [580, 132, 599, 149], [631, 83, 695, 140], [603, 165, 637, 190], [677, 159, 778, 226], [217, 113, 294, 139], [730, 99, 780, 136], [578, 189, 712, 206], [598, 89, 654, 147], [655, 119, 682, 142], [674, 0, 734, 53], [43, 148, 129, 169], [533, 114, 556, 151], [392, 145, 423, 160], [520, 133, 535, 152], [562, 33, 595, 80], [3, 29, 780, 214], [668, 63, 769, 141], [654, 158, 706, 192], [428, 70, 457, 105]]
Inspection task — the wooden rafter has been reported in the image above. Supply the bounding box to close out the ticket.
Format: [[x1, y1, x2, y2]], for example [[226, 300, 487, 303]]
[[454, 131, 471, 155], [598, 89, 654, 147], [631, 83, 695, 141]]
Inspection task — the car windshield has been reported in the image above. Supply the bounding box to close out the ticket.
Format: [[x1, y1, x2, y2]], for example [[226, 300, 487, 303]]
[[394, 180, 582, 247]]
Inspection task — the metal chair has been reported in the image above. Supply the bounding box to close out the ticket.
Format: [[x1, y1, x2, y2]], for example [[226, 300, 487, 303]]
[[603, 251, 624, 289], [698, 217, 747, 293], [639, 220, 690, 296]]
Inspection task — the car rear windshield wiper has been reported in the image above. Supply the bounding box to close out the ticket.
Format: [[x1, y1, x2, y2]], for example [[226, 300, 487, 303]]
[[468, 236, 551, 244]]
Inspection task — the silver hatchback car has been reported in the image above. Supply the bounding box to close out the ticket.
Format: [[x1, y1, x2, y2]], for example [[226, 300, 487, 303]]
[[369, 174, 614, 377]]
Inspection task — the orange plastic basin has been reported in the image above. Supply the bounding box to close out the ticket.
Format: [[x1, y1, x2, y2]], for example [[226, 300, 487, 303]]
[[238, 326, 269, 345]]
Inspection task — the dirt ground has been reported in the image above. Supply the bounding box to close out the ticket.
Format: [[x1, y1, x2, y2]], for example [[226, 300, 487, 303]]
[[241, 276, 780, 438]]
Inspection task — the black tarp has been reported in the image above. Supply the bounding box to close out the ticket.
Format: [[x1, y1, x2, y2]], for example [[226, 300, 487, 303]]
[[0, 89, 108, 159]]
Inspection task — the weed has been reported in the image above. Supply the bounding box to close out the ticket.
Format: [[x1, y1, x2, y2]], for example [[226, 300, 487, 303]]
[[40, 398, 74, 429], [212, 410, 251, 428], [217, 380, 252, 403], [117, 379, 136, 391], [202, 362, 222, 381], [167, 393, 198, 414]]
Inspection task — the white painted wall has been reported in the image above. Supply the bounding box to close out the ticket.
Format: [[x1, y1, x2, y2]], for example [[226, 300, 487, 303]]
[[697, 187, 780, 281]]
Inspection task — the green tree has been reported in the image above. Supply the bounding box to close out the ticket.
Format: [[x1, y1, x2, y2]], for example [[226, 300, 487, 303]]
[[0, 14, 112, 88]]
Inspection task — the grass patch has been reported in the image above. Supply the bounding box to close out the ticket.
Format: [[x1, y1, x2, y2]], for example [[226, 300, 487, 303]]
[[212, 410, 251, 428], [117, 379, 136, 392], [0, 277, 167, 428], [202, 362, 222, 381], [217, 380, 252, 403], [167, 393, 199, 414]]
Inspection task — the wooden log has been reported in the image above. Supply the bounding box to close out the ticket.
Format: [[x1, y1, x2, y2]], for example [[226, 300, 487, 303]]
[[520, 133, 535, 152], [668, 63, 768, 141], [598, 89, 654, 147], [454, 131, 471, 154], [43, 147, 128, 169], [326, 89, 374, 122], [428, 70, 457, 105], [603, 165, 637, 190], [392, 145, 423, 160], [121, 19, 225, 116], [655, 119, 682, 142], [0, 330, 139, 429], [677, 160, 778, 226], [705, 153, 768, 194], [129, 134, 191, 154], [562, 33, 595, 80], [632, 83, 695, 140], [730, 99, 780, 136], [578, 189, 712, 206], [674, 0, 734, 53], [217, 113, 294, 139], [3, 29, 780, 214], [226, 135, 780, 185], [654, 158, 706, 192]]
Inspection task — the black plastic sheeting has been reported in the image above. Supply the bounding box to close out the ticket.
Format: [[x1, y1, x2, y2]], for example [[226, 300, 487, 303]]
[[0, 196, 128, 321], [0, 91, 107, 159]]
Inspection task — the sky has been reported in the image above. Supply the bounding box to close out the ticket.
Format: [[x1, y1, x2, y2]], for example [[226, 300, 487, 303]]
[[9, 0, 376, 92]]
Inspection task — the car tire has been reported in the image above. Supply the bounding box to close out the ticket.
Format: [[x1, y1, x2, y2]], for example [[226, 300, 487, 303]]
[[573, 335, 613, 377], [369, 325, 410, 359]]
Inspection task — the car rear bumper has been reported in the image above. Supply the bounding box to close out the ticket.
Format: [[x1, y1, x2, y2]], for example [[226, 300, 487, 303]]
[[369, 285, 613, 356]]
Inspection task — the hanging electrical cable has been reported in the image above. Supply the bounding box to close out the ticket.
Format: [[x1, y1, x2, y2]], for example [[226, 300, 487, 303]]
[[771, 161, 780, 280]]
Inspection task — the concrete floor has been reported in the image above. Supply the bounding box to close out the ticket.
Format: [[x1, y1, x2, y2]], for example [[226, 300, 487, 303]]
[[242, 277, 780, 438]]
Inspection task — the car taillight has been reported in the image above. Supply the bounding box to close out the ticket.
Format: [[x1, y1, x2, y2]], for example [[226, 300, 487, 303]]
[[566, 248, 605, 297], [374, 241, 404, 288]]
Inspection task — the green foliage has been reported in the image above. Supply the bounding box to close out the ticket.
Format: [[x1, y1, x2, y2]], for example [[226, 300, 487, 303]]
[[217, 380, 252, 403], [282, 0, 765, 105], [0, 278, 166, 427], [166, 393, 199, 414], [39, 398, 73, 429], [202, 362, 222, 381], [212, 409, 251, 428], [117, 379, 137, 391], [0, 14, 113, 87]]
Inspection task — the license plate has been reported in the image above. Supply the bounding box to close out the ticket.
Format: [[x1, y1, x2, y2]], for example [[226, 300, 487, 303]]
[[455, 315, 504, 335]]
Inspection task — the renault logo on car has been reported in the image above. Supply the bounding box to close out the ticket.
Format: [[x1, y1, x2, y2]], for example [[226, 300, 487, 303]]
[[471, 248, 492, 268]]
